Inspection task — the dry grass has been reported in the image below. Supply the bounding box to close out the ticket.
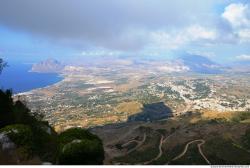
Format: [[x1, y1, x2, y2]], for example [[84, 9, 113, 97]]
[[115, 101, 143, 116], [189, 117, 201, 124], [114, 80, 142, 92], [240, 119, 250, 123], [200, 110, 237, 121]]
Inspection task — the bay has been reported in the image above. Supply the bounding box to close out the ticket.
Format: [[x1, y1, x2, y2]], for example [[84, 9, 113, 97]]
[[0, 62, 63, 93]]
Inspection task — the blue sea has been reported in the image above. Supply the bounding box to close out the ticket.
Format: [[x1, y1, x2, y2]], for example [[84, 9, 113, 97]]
[[0, 62, 63, 93]]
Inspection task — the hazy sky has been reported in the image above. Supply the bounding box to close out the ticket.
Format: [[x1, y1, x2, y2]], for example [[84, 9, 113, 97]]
[[0, 0, 250, 63]]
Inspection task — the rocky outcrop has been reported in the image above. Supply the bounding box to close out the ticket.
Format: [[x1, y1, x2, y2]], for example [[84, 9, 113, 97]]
[[31, 59, 64, 73]]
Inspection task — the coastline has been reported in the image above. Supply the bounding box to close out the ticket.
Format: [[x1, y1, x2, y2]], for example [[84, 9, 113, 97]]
[[14, 73, 65, 96], [0, 62, 65, 94]]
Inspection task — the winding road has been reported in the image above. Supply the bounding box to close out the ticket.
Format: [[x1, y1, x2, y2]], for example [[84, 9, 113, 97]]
[[171, 139, 211, 165], [125, 133, 146, 154], [143, 132, 176, 165], [143, 135, 164, 165]]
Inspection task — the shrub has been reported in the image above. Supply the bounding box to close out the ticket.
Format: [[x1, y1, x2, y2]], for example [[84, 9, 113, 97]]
[[31, 123, 59, 163], [0, 124, 33, 148], [58, 128, 104, 165], [231, 112, 250, 123], [242, 128, 250, 150], [0, 124, 34, 160]]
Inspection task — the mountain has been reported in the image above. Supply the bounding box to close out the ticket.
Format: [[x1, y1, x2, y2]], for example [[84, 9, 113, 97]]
[[178, 54, 224, 74], [229, 61, 250, 73], [31, 59, 65, 73]]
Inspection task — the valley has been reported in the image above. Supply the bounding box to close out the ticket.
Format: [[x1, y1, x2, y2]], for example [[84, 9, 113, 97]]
[[16, 58, 250, 132], [14, 57, 250, 164], [2, 0, 250, 165]]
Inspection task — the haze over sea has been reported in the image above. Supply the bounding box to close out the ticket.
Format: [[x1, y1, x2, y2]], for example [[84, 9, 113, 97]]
[[0, 61, 63, 93]]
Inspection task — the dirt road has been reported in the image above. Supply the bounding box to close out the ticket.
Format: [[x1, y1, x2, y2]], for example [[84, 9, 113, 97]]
[[143, 132, 177, 165], [172, 139, 210, 164], [143, 135, 164, 165], [126, 133, 146, 154]]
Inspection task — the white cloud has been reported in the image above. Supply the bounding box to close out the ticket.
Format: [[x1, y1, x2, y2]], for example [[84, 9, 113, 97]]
[[236, 54, 250, 61], [222, 3, 250, 28], [221, 3, 250, 43], [187, 50, 216, 58], [238, 29, 250, 42], [150, 31, 179, 50], [0, 0, 223, 51], [149, 25, 217, 50], [185, 25, 217, 41], [80, 50, 121, 57]]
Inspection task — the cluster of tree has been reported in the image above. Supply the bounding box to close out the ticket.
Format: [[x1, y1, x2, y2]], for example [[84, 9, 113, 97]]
[[0, 59, 104, 165]]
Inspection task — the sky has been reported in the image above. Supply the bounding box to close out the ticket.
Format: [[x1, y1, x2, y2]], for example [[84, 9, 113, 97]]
[[0, 0, 250, 63]]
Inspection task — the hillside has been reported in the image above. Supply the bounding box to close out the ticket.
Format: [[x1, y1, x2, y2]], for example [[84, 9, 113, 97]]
[[0, 89, 104, 165], [91, 110, 250, 165]]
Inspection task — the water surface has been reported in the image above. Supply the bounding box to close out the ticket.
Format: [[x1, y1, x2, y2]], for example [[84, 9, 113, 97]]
[[0, 62, 63, 93]]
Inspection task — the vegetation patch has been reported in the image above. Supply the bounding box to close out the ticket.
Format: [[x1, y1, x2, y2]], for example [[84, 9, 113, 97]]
[[242, 128, 250, 150], [114, 132, 160, 164], [0, 89, 104, 165], [231, 112, 250, 123], [203, 136, 250, 165], [58, 128, 104, 165], [169, 142, 208, 165], [0, 124, 33, 161]]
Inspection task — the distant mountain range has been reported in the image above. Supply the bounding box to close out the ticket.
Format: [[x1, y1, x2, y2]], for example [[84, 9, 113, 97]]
[[177, 54, 224, 74], [155, 53, 226, 74], [31, 54, 250, 74], [229, 61, 250, 73]]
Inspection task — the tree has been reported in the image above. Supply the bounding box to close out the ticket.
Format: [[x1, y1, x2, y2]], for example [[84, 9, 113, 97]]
[[0, 58, 7, 74]]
